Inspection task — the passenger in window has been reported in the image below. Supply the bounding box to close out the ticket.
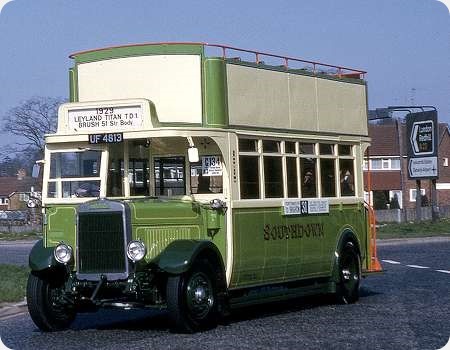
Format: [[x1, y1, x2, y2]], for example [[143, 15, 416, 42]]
[[197, 174, 212, 193], [303, 170, 316, 197], [341, 170, 354, 196]]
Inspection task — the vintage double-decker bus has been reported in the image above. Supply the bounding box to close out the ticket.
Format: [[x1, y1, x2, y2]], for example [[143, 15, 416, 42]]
[[27, 42, 381, 333]]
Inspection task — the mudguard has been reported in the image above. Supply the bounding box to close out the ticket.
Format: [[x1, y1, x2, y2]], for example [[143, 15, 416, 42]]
[[157, 240, 225, 275], [29, 239, 57, 271]]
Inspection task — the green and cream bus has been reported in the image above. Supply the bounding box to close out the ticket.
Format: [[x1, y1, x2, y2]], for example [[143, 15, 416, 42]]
[[27, 42, 381, 333]]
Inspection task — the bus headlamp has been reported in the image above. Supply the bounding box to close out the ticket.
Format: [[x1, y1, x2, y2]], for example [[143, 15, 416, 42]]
[[127, 240, 146, 262], [54, 243, 73, 264]]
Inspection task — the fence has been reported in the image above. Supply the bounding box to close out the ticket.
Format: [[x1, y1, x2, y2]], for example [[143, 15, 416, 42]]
[[0, 209, 42, 233], [375, 205, 450, 223]]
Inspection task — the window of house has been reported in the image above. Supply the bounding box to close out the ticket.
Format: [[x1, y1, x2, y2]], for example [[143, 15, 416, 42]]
[[382, 159, 390, 169], [371, 159, 382, 170], [363, 160, 369, 171], [391, 158, 401, 170], [409, 188, 426, 202], [19, 193, 30, 202]]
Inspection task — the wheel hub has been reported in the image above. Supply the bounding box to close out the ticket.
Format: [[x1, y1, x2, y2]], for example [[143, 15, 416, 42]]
[[186, 273, 214, 318]]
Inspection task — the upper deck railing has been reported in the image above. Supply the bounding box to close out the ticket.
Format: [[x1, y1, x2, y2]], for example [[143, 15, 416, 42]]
[[70, 42, 366, 80], [205, 43, 366, 79]]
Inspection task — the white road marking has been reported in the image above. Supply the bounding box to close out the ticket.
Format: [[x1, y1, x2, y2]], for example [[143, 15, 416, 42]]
[[381, 259, 449, 275], [406, 264, 430, 269], [381, 259, 401, 265]]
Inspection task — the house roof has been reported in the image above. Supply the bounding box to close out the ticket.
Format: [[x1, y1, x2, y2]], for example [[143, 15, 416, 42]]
[[0, 177, 42, 197], [368, 123, 400, 156], [368, 121, 450, 157]]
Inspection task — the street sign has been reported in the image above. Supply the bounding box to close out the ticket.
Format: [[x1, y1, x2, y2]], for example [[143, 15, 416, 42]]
[[408, 157, 438, 178], [406, 111, 439, 180], [410, 120, 435, 156]]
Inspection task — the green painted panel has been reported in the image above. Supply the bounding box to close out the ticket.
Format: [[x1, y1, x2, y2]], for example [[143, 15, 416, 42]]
[[130, 199, 227, 265], [129, 199, 201, 225], [45, 205, 77, 250], [203, 58, 229, 128], [72, 43, 204, 64], [135, 225, 202, 261], [231, 204, 367, 288], [68, 67, 78, 102]]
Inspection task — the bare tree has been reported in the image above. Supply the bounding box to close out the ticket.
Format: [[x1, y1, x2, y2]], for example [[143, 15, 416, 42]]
[[2, 96, 65, 156]]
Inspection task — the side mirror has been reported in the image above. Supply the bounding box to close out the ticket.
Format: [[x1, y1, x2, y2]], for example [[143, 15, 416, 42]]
[[188, 147, 199, 163], [32, 164, 41, 178]]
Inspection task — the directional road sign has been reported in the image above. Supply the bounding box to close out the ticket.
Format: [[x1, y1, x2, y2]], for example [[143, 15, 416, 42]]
[[406, 111, 438, 180]]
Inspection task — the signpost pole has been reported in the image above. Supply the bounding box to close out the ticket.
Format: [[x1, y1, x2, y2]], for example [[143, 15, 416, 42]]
[[415, 180, 422, 223], [431, 179, 439, 222]]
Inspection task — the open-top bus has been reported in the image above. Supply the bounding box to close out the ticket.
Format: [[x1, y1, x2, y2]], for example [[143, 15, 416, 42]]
[[27, 42, 381, 333]]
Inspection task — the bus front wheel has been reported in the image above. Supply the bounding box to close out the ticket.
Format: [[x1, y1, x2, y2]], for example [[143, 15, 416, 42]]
[[166, 260, 218, 333], [27, 272, 76, 332], [335, 242, 361, 304]]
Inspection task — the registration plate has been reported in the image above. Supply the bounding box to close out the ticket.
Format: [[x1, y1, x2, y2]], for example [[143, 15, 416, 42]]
[[89, 133, 123, 144]]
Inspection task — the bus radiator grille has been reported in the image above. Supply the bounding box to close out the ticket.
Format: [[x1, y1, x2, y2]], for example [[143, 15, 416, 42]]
[[77, 211, 126, 274]]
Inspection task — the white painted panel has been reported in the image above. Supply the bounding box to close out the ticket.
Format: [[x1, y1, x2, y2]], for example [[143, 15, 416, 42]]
[[226, 64, 289, 129], [77, 55, 202, 124], [227, 64, 368, 136], [316, 78, 367, 135]]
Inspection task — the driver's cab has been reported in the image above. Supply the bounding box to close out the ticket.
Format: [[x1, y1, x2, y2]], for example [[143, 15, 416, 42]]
[[43, 136, 226, 204]]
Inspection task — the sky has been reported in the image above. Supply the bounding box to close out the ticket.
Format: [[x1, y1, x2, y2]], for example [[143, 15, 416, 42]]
[[0, 0, 449, 150]]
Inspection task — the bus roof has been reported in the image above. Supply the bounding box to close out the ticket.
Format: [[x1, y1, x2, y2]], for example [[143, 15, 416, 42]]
[[69, 42, 366, 80]]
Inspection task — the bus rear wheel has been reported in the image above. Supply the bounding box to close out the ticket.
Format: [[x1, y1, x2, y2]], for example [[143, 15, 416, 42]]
[[335, 242, 361, 304], [166, 260, 218, 333], [27, 272, 76, 332]]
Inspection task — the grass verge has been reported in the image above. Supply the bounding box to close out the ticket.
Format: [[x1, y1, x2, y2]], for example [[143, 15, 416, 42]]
[[377, 219, 450, 239], [0, 231, 42, 241], [0, 264, 29, 303]]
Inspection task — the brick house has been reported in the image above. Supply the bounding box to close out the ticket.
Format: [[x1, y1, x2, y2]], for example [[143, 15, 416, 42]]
[[0, 175, 42, 210], [363, 119, 450, 209]]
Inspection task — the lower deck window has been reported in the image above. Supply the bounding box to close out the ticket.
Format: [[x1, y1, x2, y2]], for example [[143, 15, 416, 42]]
[[300, 158, 317, 198], [320, 159, 336, 197], [264, 156, 283, 198], [239, 156, 260, 199]]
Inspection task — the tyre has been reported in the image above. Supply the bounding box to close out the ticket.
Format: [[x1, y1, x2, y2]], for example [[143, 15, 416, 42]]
[[335, 242, 361, 304], [166, 260, 219, 333], [27, 272, 76, 332]]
